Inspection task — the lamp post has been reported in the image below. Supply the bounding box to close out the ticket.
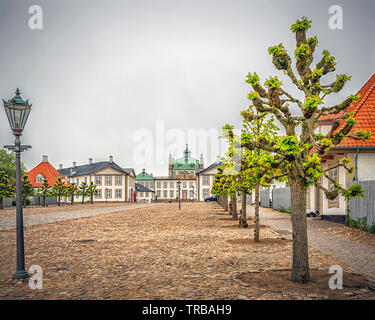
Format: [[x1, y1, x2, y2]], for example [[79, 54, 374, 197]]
[[177, 180, 181, 210], [3, 88, 32, 280], [105, 188, 108, 205]]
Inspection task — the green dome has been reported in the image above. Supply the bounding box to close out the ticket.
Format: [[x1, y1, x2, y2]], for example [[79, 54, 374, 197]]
[[172, 144, 199, 170]]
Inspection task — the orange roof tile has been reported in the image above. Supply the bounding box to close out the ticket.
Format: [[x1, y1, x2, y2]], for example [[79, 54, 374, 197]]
[[321, 73, 375, 148], [26, 161, 66, 187]]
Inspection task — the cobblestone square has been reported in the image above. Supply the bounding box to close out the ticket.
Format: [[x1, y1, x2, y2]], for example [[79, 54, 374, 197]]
[[1, 202, 374, 300]]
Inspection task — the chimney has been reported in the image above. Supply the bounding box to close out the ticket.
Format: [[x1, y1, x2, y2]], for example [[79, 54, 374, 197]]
[[58, 164, 63, 170], [42, 155, 48, 162], [89, 158, 93, 165], [109, 155, 113, 163], [142, 168, 145, 173], [73, 161, 77, 168]]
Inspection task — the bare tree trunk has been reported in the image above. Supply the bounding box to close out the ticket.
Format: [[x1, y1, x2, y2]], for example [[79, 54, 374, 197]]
[[71, 195, 74, 205], [231, 195, 238, 220], [42, 197, 46, 207], [254, 183, 260, 242], [82, 196, 85, 204], [224, 195, 229, 212], [90, 194, 93, 204], [239, 190, 248, 228], [57, 195, 61, 206], [0, 198, 3, 209], [290, 177, 310, 283]]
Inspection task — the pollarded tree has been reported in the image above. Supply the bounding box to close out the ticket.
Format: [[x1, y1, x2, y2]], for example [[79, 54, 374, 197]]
[[52, 177, 67, 206], [220, 160, 240, 221], [66, 183, 78, 205], [211, 166, 230, 212], [0, 171, 15, 209], [78, 181, 90, 204], [241, 17, 369, 282], [36, 178, 51, 207], [87, 181, 98, 204], [22, 175, 34, 207], [223, 114, 282, 240], [219, 140, 251, 227]]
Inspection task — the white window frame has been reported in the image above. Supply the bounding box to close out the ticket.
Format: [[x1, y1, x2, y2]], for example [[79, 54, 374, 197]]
[[115, 176, 122, 185]]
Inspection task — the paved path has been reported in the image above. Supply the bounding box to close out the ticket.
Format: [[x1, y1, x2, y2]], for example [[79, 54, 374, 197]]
[[0, 203, 162, 231], [245, 204, 375, 282]]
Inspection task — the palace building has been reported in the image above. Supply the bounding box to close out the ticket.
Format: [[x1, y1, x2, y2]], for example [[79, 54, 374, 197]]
[[136, 145, 205, 202]]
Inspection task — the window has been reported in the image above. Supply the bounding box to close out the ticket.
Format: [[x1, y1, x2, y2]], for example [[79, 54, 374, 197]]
[[170, 181, 174, 188], [115, 189, 122, 199], [139, 191, 144, 197], [183, 182, 187, 188], [157, 181, 161, 188], [157, 190, 161, 197], [144, 192, 148, 198], [163, 190, 168, 198], [105, 176, 112, 185], [95, 176, 102, 185], [328, 168, 339, 207], [189, 190, 193, 198], [203, 189, 210, 198], [84, 177, 88, 183], [115, 176, 122, 185], [189, 181, 194, 188], [95, 189, 102, 199], [76, 178, 79, 185], [203, 176, 209, 185], [144, 182, 149, 188], [105, 189, 112, 199], [163, 181, 168, 188], [36, 174, 44, 184], [170, 190, 174, 198]]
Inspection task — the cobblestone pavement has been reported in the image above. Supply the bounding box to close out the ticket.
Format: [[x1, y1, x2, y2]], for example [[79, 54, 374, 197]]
[[2, 202, 365, 300], [0, 203, 162, 231], [246, 204, 375, 282]]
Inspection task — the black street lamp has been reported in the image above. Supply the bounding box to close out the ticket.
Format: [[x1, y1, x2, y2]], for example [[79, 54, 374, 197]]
[[177, 180, 181, 210], [192, 184, 195, 203], [3, 88, 32, 280]]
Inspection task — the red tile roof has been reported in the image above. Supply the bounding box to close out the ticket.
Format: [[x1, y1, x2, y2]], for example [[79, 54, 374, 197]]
[[26, 161, 66, 187], [320, 73, 375, 148]]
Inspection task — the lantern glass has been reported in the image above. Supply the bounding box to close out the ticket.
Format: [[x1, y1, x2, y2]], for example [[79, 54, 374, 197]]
[[3, 90, 31, 132]]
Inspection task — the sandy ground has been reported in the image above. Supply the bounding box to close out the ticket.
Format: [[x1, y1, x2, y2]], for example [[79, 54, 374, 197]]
[[0, 202, 133, 219], [0, 202, 374, 300]]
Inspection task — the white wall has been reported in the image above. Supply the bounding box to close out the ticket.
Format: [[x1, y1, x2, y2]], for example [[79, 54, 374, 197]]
[[64, 168, 128, 203], [155, 179, 197, 200], [357, 153, 375, 181]]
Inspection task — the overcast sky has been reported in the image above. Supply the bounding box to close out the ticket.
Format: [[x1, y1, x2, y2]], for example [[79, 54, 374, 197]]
[[0, 0, 374, 176]]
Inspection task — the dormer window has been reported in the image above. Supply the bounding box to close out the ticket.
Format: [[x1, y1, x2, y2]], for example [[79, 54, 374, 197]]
[[36, 174, 44, 184]]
